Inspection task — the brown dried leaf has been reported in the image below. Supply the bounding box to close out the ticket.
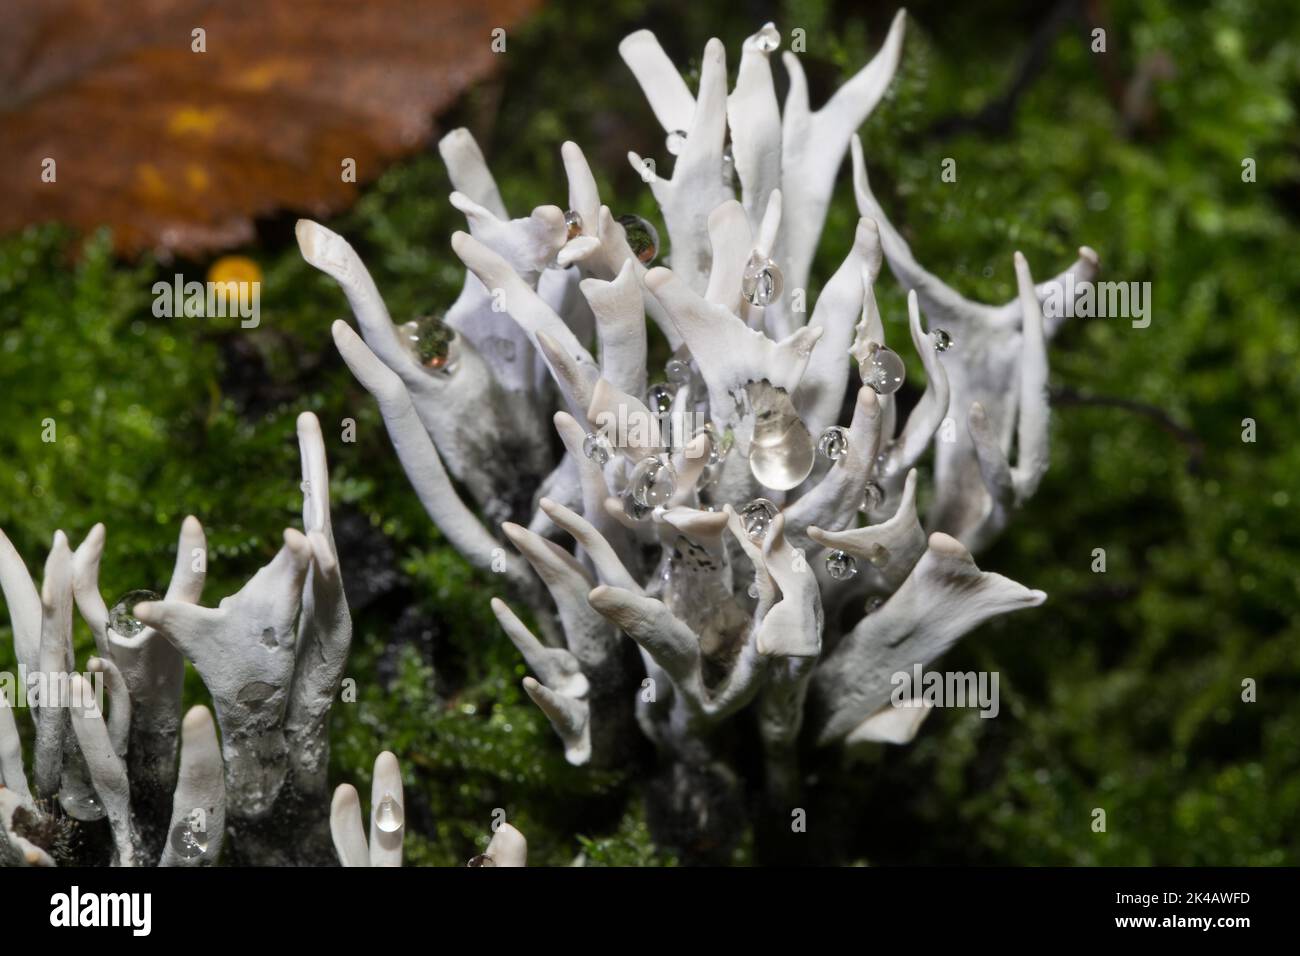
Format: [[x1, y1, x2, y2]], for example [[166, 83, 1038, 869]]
[[0, 0, 539, 256]]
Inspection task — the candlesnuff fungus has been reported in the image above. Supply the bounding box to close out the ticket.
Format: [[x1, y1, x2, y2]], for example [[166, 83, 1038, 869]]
[[330, 751, 528, 867], [297, 12, 1099, 859], [1, 415, 341, 865]]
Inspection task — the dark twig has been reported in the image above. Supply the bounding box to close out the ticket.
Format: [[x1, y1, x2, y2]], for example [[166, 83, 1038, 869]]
[[1049, 385, 1204, 473]]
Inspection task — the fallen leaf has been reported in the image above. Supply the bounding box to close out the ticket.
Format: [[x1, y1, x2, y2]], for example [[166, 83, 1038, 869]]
[[0, 0, 540, 257]]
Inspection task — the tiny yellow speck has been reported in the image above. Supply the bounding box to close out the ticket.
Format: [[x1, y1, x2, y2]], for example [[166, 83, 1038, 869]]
[[207, 255, 262, 286], [135, 164, 168, 199], [168, 107, 223, 138]]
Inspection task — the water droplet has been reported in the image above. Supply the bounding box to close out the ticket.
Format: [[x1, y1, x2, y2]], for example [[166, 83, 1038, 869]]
[[817, 426, 849, 461], [717, 426, 735, 463], [665, 130, 687, 155], [665, 358, 692, 387], [170, 820, 209, 860], [858, 342, 905, 395], [740, 498, 779, 541], [864, 596, 885, 614], [747, 581, 760, 599], [622, 491, 651, 521], [617, 214, 659, 265], [825, 550, 858, 580], [375, 792, 403, 833], [583, 431, 612, 467], [646, 383, 674, 415], [747, 383, 814, 489], [932, 328, 953, 352], [563, 209, 583, 240], [689, 422, 724, 465], [467, 854, 497, 867], [859, 481, 885, 513], [107, 589, 162, 638], [299, 479, 311, 496], [754, 24, 780, 52], [741, 251, 783, 306], [401, 314, 460, 375], [872, 443, 898, 480], [867, 543, 890, 568], [751, 441, 812, 488], [59, 790, 105, 822], [630, 455, 676, 507]]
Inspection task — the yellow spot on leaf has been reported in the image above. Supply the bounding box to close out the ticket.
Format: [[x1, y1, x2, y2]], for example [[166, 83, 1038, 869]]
[[168, 107, 222, 138], [135, 164, 168, 200], [185, 165, 210, 192], [234, 63, 288, 91]]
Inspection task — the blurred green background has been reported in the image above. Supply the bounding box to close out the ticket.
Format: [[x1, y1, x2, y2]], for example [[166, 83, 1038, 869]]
[[1, 0, 1297, 864]]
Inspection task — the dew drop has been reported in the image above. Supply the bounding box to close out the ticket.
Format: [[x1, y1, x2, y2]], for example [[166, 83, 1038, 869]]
[[59, 790, 105, 822], [751, 441, 813, 490], [709, 425, 734, 466], [754, 24, 780, 52], [859, 481, 886, 513], [747, 581, 760, 599], [748, 384, 814, 489], [107, 589, 162, 638], [467, 854, 497, 867], [630, 455, 676, 507], [932, 328, 953, 352], [375, 792, 404, 833], [617, 214, 659, 265], [741, 251, 783, 306], [563, 209, 583, 240], [690, 422, 724, 466], [583, 431, 612, 466], [825, 550, 858, 580], [817, 426, 849, 461], [739, 498, 779, 541], [401, 314, 460, 376], [665, 358, 692, 387], [864, 595, 885, 614], [646, 383, 674, 415], [872, 443, 900, 480], [665, 130, 687, 155], [169, 820, 209, 860], [622, 490, 651, 521], [858, 343, 905, 395]]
